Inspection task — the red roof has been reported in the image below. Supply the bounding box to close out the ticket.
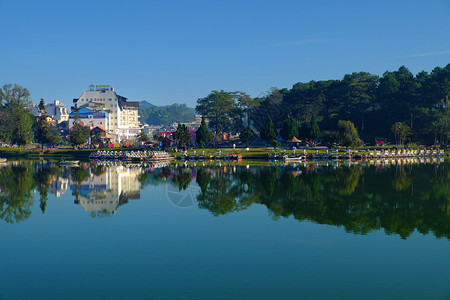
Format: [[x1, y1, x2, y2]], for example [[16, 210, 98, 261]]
[[91, 126, 107, 132]]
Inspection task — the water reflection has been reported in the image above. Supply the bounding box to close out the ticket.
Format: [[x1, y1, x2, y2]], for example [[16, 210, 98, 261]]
[[70, 164, 144, 217], [175, 161, 450, 240], [0, 161, 151, 220], [0, 161, 35, 223], [0, 160, 449, 240]]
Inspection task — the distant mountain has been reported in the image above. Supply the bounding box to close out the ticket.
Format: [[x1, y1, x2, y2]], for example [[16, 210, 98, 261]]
[[139, 102, 195, 126], [139, 100, 156, 109]]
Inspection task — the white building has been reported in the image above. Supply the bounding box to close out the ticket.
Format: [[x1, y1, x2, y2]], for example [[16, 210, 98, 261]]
[[72, 85, 141, 142], [31, 100, 69, 123], [52, 100, 69, 123]]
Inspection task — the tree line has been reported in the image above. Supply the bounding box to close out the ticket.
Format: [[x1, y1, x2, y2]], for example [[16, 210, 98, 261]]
[[0, 84, 91, 148], [195, 64, 450, 146]]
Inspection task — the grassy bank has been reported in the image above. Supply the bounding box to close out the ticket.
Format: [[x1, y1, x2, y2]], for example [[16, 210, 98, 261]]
[[0, 148, 105, 160]]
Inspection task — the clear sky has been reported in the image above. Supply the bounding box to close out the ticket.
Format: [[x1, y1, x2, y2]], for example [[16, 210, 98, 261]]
[[1, 0, 449, 109]]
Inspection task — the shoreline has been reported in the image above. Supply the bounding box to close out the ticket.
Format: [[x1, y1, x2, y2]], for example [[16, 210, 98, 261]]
[[0, 146, 448, 161]]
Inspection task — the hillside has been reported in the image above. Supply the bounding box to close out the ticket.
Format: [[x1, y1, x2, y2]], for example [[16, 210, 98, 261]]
[[139, 102, 195, 126]]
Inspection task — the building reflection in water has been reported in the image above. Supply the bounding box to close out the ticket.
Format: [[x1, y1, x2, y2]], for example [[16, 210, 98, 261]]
[[70, 164, 143, 216]]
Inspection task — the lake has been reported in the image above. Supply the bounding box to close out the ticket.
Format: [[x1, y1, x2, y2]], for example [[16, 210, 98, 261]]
[[0, 160, 449, 299]]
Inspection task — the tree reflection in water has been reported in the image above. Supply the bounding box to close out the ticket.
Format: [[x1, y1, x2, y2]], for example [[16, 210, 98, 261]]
[[0, 160, 449, 240], [0, 161, 35, 223], [192, 163, 450, 240]]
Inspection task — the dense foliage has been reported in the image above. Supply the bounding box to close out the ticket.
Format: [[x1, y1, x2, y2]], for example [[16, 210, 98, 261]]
[[196, 64, 450, 145], [0, 84, 34, 146], [196, 90, 258, 135]]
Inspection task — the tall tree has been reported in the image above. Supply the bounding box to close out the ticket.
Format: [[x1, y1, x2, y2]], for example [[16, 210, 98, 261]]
[[309, 115, 321, 139], [196, 90, 236, 134], [252, 88, 285, 132], [235, 91, 258, 128], [69, 124, 89, 149], [0, 84, 33, 145], [261, 115, 276, 145], [341, 72, 379, 132], [337, 120, 361, 148], [280, 116, 299, 141], [173, 124, 192, 149], [195, 116, 212, 148], [391, 122, 411, 146], [34, 98, 53, 150]]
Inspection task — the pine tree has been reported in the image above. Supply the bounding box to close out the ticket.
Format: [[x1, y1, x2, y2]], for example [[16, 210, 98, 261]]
[[280, 116, 299, 141], [196, 116, 212, 147], [173, 124, 192, 149], [35, 99, 53, 150], [261, 115, 276, 145]]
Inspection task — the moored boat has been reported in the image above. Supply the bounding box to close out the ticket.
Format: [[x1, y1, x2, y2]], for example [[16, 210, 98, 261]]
[[58, 157, 79, 166]]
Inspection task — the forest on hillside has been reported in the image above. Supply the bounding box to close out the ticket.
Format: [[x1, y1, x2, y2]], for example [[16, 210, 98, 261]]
[[139, 103, 195, 126], [196, 64, 450, 146]]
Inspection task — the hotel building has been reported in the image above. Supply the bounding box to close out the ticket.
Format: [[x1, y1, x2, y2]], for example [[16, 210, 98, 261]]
[[72, 85, 140, 142]]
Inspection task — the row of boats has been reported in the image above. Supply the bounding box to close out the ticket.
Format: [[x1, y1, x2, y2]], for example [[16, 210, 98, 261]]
[[89, 150, 173, 162], [177, 152, 242, 161], [270, 148, 447, 161]]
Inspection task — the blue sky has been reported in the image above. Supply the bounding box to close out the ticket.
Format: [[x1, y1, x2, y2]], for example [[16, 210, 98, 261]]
[[1, 0, 449, 109]]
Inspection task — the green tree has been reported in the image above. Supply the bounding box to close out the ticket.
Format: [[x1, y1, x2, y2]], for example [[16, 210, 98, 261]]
[[34, 99, 53, 150], [0, 84, 33, 145], [280, 116, 299, 141], [239, 126, 255, 146], [391, 122, 411, 146], [173, 124, 192, 149], [337, 120, 361, 148], [235, 91, 258, 127], [69, 124, 89, 149], [309, 114, 321, 139], [11, 112, 34, 147], [196, 90, 236, 134], [271, 139, 281, 150], [341, 72, 379, 131], [196, 116, 212, 147], [261, 115, 276, 145], [138, 131, 150, 143]]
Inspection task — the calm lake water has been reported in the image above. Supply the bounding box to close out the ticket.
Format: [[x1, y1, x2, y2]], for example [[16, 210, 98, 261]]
[[0, 160, 449, 299]]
